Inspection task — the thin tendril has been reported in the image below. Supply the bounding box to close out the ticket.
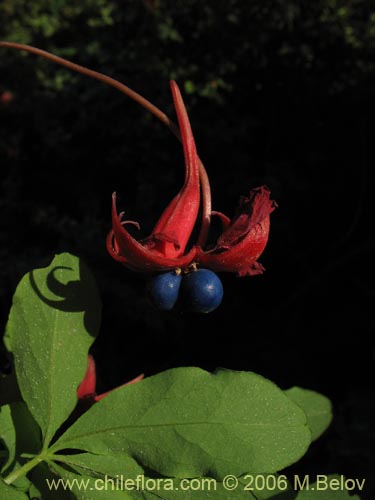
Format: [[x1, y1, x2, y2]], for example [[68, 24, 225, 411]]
[[0, 41, 211, 246]]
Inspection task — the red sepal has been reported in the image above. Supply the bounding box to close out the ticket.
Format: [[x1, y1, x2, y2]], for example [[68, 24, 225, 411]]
[[149, 81, 200, 258], [77, 355, 96, 399], [107, 81, 200, 271], [198, 186, 277, 276]]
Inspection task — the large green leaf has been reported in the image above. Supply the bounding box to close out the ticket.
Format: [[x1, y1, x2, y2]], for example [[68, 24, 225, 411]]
[[51, 367, 311, 478], [48, 462, 136, 500], [4, 253, 101, 448], [51, 462, 257, 500], [284, 387, 332, 441], [52, 451, 143, 480], [51, 453, 257, 499]]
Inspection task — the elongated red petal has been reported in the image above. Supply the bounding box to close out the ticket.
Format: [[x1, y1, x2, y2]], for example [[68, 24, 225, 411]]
[[109, 193, 197, 272], [198, 186, 276, 276], [149, 81, 200, 258]]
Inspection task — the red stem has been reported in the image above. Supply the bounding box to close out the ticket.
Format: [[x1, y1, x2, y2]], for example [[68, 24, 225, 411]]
[[0, 41, 211, 246]]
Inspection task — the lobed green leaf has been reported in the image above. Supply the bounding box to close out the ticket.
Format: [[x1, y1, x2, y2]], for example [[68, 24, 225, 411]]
[[51, 367, 311, 479], [4, 253, 101, 449]]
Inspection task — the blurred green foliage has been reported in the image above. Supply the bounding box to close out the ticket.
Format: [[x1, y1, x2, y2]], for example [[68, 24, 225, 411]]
[[2, 0, 375, 99]]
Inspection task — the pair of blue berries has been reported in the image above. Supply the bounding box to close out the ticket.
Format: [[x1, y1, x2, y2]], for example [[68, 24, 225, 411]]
[[147, 268, 223, 313]]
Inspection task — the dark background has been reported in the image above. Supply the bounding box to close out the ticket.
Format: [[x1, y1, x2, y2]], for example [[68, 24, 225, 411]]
[[0, 1, 374, 498]]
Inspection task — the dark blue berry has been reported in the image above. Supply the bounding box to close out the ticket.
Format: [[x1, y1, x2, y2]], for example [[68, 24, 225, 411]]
[[181, 268, 223, 313], [147, 271, 182, 311]]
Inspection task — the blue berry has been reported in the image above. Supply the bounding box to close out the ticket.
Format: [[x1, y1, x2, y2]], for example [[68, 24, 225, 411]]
[[147, 271, 182, 311], [181, 268, 223, 313]]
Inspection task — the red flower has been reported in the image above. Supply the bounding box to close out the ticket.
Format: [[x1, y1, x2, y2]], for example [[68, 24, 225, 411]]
[[0, 42, 277, 277], [107, 81, 277, 276]]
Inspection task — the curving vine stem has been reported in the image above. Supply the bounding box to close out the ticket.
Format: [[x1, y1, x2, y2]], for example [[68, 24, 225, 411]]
[[0, 41, 212, 247]]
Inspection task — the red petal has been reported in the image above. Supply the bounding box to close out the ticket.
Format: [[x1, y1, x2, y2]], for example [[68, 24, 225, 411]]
[[77, 355, 97, 399], [109, 193, 197, 272], [149, 81, 200, 258], [217, 186, 276, 248], [198, 186, 277, 275], [199, 218, 270, 275]]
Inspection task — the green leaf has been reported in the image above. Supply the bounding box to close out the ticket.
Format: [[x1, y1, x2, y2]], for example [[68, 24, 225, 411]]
[[29, 462, 75, 500], [295, 474, 361, 499], [52, 367, 311, 478], [239, 473, 294, 499], [0, 403, 41, 491], [4, 253, 101, 448], [0, 402, 41, 474], [51, 462, 257, 500], [141, 478, 256, 500], [2, 461, 32, 492], [284, 387, 333, 441], [48, 462, 136, 500], [52, 451, 143, 480], [11, 401, 41, 455], [0, 477, 29, 500], [0, 405, 16, 472], [28, 483, 42, 500]]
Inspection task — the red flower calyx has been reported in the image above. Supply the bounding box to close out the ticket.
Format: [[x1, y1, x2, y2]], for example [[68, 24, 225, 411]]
[[0, 41, 277, 277], [107, 80, 277, 277]]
